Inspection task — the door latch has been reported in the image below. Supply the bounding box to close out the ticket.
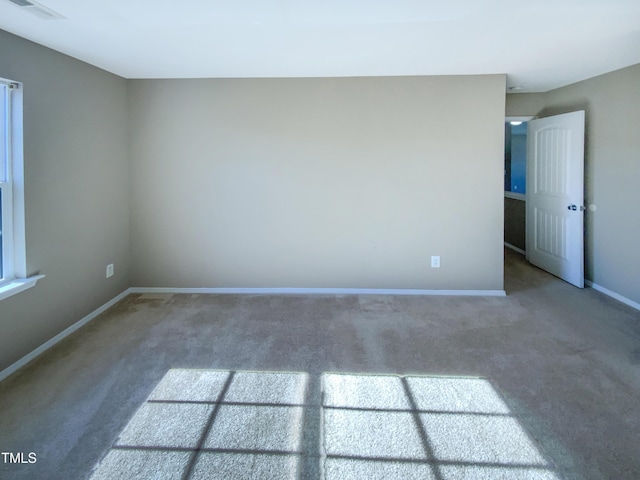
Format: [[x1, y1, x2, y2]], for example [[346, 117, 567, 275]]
[[567, 205, 586, 211]]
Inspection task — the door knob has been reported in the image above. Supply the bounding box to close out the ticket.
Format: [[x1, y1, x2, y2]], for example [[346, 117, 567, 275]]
[[567, 204, 586, 212]]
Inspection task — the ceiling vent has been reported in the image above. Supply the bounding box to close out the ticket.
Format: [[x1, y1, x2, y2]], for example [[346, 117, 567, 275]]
[[3, 0, 65, 19]]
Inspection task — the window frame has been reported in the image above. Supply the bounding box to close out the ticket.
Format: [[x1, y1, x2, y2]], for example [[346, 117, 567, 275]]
[[0, 77, 44, 300], [1, 80, 15, 281]]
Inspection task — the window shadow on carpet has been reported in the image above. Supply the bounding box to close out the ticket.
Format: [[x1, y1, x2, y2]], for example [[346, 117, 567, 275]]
[[89, 369, 560, 480]]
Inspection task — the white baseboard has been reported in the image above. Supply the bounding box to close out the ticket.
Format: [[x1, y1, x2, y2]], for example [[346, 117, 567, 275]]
[[0, 289, 131, 383], [130, 287, 506, 297], [4, 279, 636, 385], [504, 242, 526, 255], [585, 280, 640, 312], [1, 285, 507, 382]]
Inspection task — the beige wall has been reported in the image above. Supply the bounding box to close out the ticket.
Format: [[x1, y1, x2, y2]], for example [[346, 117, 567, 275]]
[[0, 31, 130, 370], [507, 63, 640, 304], [130, 76, 506, 290], [1, 24, 636, 376], [0, 34, 507, 372]]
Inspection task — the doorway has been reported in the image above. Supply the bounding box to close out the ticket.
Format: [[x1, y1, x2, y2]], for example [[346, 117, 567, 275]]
[[503, 112, 586, 288], [504, 116, 533, 256]]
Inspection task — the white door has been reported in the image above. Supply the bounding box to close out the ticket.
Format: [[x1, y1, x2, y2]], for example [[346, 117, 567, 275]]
[[526, 111, 585, 288]]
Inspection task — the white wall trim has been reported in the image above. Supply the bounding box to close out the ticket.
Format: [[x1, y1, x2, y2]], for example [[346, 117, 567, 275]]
[[0, 288, 131, 383], [6, 280, 638, 387], [585, 280, 640, 312], [504, 242, 526, 256], [1, 285, 508, 382], [129, 287, 507, 297], [504, 191, 526, 201], [0, 274, 45, 301]]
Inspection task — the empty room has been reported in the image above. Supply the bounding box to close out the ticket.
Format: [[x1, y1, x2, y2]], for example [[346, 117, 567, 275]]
[[1, 1, 639, 479]]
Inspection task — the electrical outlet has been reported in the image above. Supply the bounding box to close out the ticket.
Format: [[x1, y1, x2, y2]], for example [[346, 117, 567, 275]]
[[106, 263, 114, 278], [431, 256, 440, 268]]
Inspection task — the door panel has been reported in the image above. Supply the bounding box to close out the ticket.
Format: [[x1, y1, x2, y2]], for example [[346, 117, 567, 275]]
[[526, 111, 585, 288]]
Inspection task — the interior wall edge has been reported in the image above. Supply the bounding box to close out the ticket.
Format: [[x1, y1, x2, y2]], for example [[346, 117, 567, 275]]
[[0, 289, 132, 382]]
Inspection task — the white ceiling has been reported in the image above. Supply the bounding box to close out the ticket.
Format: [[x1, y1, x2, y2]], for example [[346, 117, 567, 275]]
[[1, 0, 640, 92]]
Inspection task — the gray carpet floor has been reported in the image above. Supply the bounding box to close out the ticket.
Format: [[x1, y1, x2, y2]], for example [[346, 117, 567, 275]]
[[88, 370, 561, 480], [1, 249, 639, 479]]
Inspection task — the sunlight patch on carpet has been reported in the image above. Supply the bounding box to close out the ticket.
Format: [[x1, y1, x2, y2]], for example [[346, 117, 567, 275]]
[[90, 369, 560, 480]]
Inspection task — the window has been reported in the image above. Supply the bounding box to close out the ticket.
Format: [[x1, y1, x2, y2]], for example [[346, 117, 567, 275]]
[[0, 77, 42, 300], [0, 80, 15, 282]]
